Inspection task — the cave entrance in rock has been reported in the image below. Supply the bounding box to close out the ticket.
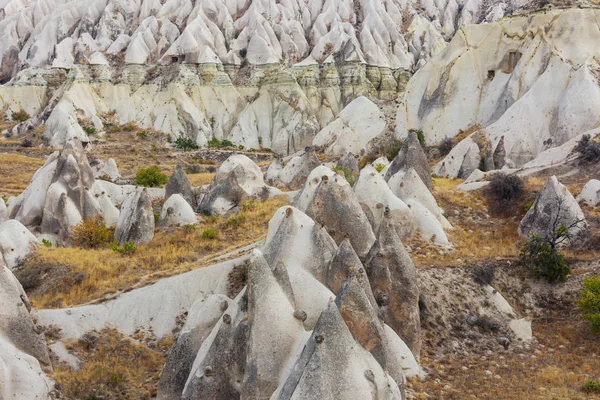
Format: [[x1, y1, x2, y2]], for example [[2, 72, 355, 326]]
[[488, 70, 495, 80]]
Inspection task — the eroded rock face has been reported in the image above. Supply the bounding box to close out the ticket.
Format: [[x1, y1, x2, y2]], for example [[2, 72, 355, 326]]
[[276, 147, 322, 190], [578, 179, 600, 207], [518, 176, 587, 242], [336, 153, 360, 182], [0, 219, 38, 269], [365, 211, 421, 358], [294, 167, 376, 259], [385, 131, 431, 190], [114, 188, 155, 245], [0, 259, 51, 399], [198, 154, 277, 215], [91, 157, 121, 182], [0, 198, 7, 223]]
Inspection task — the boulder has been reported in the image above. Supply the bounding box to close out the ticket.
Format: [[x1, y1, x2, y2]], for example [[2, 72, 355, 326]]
[[354, 166, 413, 238], [276, 147, 322, 190], [313, 97, 386, 156], [294, 166, 376, 259], [0, 259, 51, 399], [385, 131, 431, 190], [265, 158, 284, 185], [578, 179, 600, 206], [198, 154, 277, 215], [114, 188, 155, 245], [364, 211, 421, 358], [0, 198, 7, 223], [518, 176, 587, 242], [165, 164, 195, 209], [158, 194, 198, 228], [0, 220, 38, 269]]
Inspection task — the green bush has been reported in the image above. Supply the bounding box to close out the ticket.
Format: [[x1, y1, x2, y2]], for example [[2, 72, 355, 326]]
[[136, 131, 147, 139], [135, 166, 168, 187], [12, 109, 30, 122], [42, 239, 52, 248], [519, 232, 570, 283], [224, 215, 247, 229], [207, 137, 234, 149], [82, 125, 96, 135], [331, 165, 357, 185], [584, 380, 600, 393], [173, 136, 199, 151], [577, 275, 600, 333], [221, 139, 234, 147], [71, 216, 113, 248], [122, 124, 136, 132], [374, 163, 386, 173], [201, 228, 218, 239], [416, 129, 426, 147], [110, 241, 137, 255]]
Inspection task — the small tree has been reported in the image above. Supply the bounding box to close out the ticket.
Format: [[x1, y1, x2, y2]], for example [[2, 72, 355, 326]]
[[577, 275, 600, 333], [135, 166, 168, 187]]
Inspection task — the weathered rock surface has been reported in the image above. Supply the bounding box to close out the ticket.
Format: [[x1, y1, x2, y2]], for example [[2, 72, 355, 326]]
[[385, 131, 431, 190], [275, 147, 322, 190], [313, 96, 385, 156], [114, 188, 155, 245], [0, 259, 51, 399], [336, 153, 360, 181], [294, 166, 376, 259], [0, 198, 8, 223], [405, 9, 600, 173], [354, 165, 413, 238], [518, 176, 587, 241], [158, 194, 198, 228], [165, 164, 195, 209], [0, 219, 38, 269], [365, 211, 421, 358], [578, 179, 600, 207], [91, 157, 121, 182], [198, 154, 278, 215]]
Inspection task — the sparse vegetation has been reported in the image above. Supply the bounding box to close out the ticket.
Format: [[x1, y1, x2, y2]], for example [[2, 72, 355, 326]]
[[575, 134, 600, 162], [135, 166, 168, 187], [42, 239, 52, 248], [207, 137, 235, 149], [227, 260, 249, 298], [415, 129, 426, 147], [71, 216, 113, 249], [331, 165, 357, 185], [584, 379, 600, 393], [224, 215, 247, 229], [110, 241, 137, 255], [384, 139, 404, 161], [122, 124, 136, 132], [82, 125, 97, 135], [472, 265, 495, 285], [12, 109, 30, 122], [439, 137, 453, 156], [374, 163, 386, 173], [520, 230, 570, 283], [173, 136, 199, 151], [577, 275, 600, 333], [20, 138, 33, 148], [201, 228, 219, 239], [486, 173, 525, 215], [51, 328, 164, 400]]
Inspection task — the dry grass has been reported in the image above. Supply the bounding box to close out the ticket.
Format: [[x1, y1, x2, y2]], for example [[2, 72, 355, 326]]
[[51, 328, 165, 400], [410, 310, 600, 399], [0, 152, 45, 196], [187, 172, 215, 186], [22, 196, 289, 308], [412, 177, 523, 267]]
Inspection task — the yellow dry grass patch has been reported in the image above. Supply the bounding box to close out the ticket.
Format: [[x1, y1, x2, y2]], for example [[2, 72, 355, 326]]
[[27, 196, 289, 308], [0, 152, 45, 196], [187, 172, 215, 186], [51, 328, 165, 400]]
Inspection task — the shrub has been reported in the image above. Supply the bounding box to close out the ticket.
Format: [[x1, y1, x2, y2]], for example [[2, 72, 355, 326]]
[[384, 139, 404, 160], [12, 109, 30, 122], [575, 134, 600, 162], [224, 214, 247, 229], [174, 136, 199, 151], [439, 137, 453, 156], [201, 228, 218, 239], [21, 139, 33, 148], [488, 174, 524, 202], [42, 239, 52, 248], [122, 124, 135, 132], [472, 265, 495, 285], [136, 131, 147, 139], [331, 165, 357, 185], [135, 166, 168, 187], [415, 129, 426, 147], [227, 260, 249, 298], [374, 163, 386, 173], [110, 241, 137, 255], [207, 165, 217, 173], [221, 139, 234, 147], [82, 125, 96, 135], [524, 200, 533, 212], [520, 232, 570, 283], [577, 275, 600, 333], [71, 216, 113, 248], [584, 380, 600, 393], [239, 48, 247, 58]]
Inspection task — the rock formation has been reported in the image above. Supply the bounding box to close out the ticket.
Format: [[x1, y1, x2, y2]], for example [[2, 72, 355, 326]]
[[385, 131, 431, 190], [365, 211, 421, 358], [0, 219, 38, 269], [90, 157, 121, 182], [0, 198, 7, 223], [313, 96, 386, 156], [0, 258, 51, 399], [165, 164, 196, 209], [578, 179, 600, 207], [518, 176, 587, 242], [158, 194, 198, 228], [198, 154, 278, 215], [294, 166, 376, 259], [114, 188, 155, 245], [274, 147, 322, 190], [336, 153, 360, 180]]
